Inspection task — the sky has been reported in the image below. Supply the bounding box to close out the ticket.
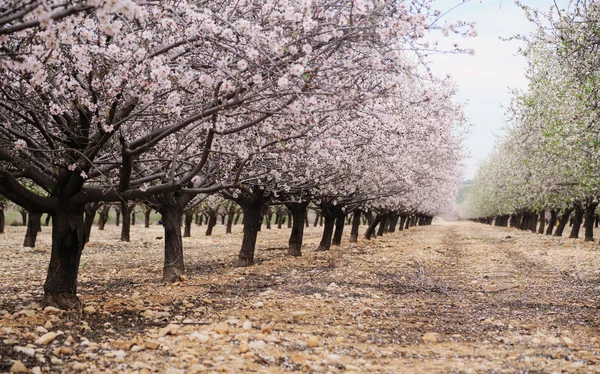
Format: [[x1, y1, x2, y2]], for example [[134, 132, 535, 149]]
[[426, 0, 569, 179]]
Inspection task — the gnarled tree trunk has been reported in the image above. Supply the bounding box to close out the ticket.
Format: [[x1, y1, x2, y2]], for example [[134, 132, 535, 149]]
[[377, 214, 388, 236], [554, 208, 573, 237], [0, 206, 4, 234], [365, 214, 383, 240], [98, 205, 109, 230], [144, 206, 152, 228], [350, 209, 361, 242], [569, 205, 584, 239], [537, 211, 545, 234], [331, 214, 346, 246], [316, 206, 342, 251], [238, 191, 270, 266], [120, 201, 132, 242], [545, 210, 557, 235], [83, 202, 100, 243], [584, 203, 598, 242], [23, 211, 42, 248], [158, 195, 185, 283], [287, 202, 308, 256], [183, 209, 194, 238], [205, 212, 217, 236]]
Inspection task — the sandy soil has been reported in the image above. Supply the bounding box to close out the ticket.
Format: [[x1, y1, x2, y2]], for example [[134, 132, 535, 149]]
[[1, 220, 600, 373]]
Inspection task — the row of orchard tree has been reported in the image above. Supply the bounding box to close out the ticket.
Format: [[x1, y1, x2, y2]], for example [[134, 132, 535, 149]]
[[463, 2, 600, 240], [0, 0, 469, 309]]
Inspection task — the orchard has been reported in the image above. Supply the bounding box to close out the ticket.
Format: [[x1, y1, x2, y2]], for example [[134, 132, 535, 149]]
[[1, 1, 600, 373]]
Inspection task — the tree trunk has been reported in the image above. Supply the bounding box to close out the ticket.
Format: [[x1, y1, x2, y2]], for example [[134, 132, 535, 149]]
[[43, 207, 85, 310], [0, 207, 4, 234], [277, 213, 283, 229], [234, 212, 241, 225], [115, 207, 120, 226], [584, 203, 598, 242], [546, 210, 557, 235], [44, 213, 51, 226], [316, 211, 336, 251], [350, 210, 361, 242], [398, 216, 406, 231], [537, 211, 545, 234], [20, 209, 27, 226], [120, 201, 131, 242], [377, 214, 388, 236], [183, 210, 193, 238], [313, 212, 319, 227], [83, 203, 100, 243], [131, 210, 136, 226], [221, 214, 226, 225], [319, 215, 324, 227], [98, 205, 109, 230], [238, 194, 268, 266], [159, 200, 185, 283], [287, 212, 292, 228], [554, 208, 573, 237], [226, 211, 234, 234], [23, 212, 42, 248], [287, 202, 308, 256], [304, 210, 309, 228], [365, 214, 383, 240], [144, 207, 152, 228], [331, 214, 346, 246], [205, 213, 217, 236], [388, 215, 398, 233], [266, 212, 273, 229], [569, 205, 584, 239], [405, 215, 411, 229]]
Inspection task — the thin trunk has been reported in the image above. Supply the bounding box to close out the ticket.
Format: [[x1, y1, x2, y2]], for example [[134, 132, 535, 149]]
[[316, 211, 336, 251], [183, 210, 193, 238], [313, 212, 319, 227], [23, 212, 42, 248], [287, 202, 308, 256], [44, 214, 51, 226], [365, 214, 383, 240], [287, 212, 292, 228], [234, 212, 241, 225], [584, 203, 598, 242], [266, 212, 272, 229], [405, 215, 411, 230], [221, 214, 226, 225], [277, 213, 283, 229], [98, 205, 109, 230], [83, 203, 100, 243], [350, 210, 361, 242], [206, 213, 217, 236], [554, 208, 573, 237], [0, 207, 4, 234], [331, 214, 346, 246], [226, 211, 234, 234], [120, 201, 131, 242], [304, 210, 309, 228], [144, 207, 152, 228], [131, 210, 136, 226], [376, 214, 388, 236], [43, 207, 85, 310], [537, 211, 545, 234], [115, 208, 120, 226], [238, 194, 268, 266], [159, 200, 185, 283], [319, 215, 324, 227], [546, 210, 557, 235], [20, 210, 27, 226], [569, 205, 584, 239]]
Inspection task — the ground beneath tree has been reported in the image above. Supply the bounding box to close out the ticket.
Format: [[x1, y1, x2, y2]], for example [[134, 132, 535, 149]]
[[1, 220, 600, 373]]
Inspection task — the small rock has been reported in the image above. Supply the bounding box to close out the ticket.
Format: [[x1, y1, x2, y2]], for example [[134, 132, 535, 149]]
[[306, 336, 319, 347], [35, 332, 57, 345], [531, 337, 541, 345], [261, 325, 272, 334], [215, 322, 229, 335], [239, 341, 249, 353], [252, 301, 264, 308], [292, 311, 308, 321], [17, 310, 36, 318], [291, 352, 307, 365], [165, 368, 183, 374], [60, 346, 73, 355], [10, 360, 28, 373], [179, 275, 188, 281], [242, 321, 252, 331], [422, 332, 438, 343], [50, 356, 63, 365], [72, 363, 87, 371], [248, 340, 266, 350], [336, 337, 345, 344], [145, 340, 160, 350], [83, 306, 96, 314], [29, 368, 41, 374], [327, 353, 341, 362], [44, 321, 53, 329], [158, 324, 179, 337], [35, 326, 47, 334], [545, 336, 561, 345], [562, 336, 575, 347], [189, 333, 209, 343], [43, 307, 62, 314]]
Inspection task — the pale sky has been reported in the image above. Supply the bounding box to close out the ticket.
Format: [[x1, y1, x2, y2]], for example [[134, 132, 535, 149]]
[[427, 0, 569, 179]]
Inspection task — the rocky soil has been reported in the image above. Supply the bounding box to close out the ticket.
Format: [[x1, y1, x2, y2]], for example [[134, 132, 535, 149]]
[[1, 220, 600, 373]]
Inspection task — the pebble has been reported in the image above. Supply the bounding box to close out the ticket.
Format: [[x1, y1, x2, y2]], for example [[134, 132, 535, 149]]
[[562, 336, 575, 347], [248, 340, 266, 350], [71, 363, 88, 371], [242, 321, 252, 330], [189, 333, 209, 343], [83, 306, 96, 314], [239, 341, 249, 353], [291, 352, 307, 365], [145, 340, 160, 350], [50, 356, 63, 365], [215, 322, 229, 335], [44, 321, 52, 329], [307, 336, 319, 347], [252, 301, 264, 308], [292, 311, 308, 321], [159, 324, 180, 337], [545, 336, 561, 345], [422, 332, 439, 343], [43, 306, 62, 314], [10, 360, 28, 373], [35, 332, 57, 345], [261, 325, 272, 334]]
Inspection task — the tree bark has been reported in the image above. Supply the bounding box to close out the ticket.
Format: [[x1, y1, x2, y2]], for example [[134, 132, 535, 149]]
[[316, 209, 337, 251], [0, 206, 4, 234], [234, 212, 241, 225], [350, 210, 361, 242], [304, 210, 309, 227], [23, 211, 42, 248], [287, 212, 292, 228], [331, 214, 346, 246], [376, 214, 388, 236], [554, 208, 573, 237], [584, 203, 598, 242], [20, 209, 27, 226], [365, 214, 383, 240], [205, 212, 217, 236], [313, 212, 319, 227], [569, 205, 584, 239], [537, 210, 545, 234], [98, 205, 109, 230], [131, 210, 136, 226], [238, 192, 269, 266], [159, 196, 185, 283], [115, 207, 120, 226], [120, 201, 132, 242], [405, 215, 411, 229], [287, 202, 308, 256], [183, 210, 193, 238], [546, 210, 557, 235], [398, 216, 406, 231], [266, 211, 273, 229], [83, 202, 100, 243], [226, 211, 234, 234], [144, 206, 152, 228], [319, 215, 324, 227], [43, 207, 85, 310]]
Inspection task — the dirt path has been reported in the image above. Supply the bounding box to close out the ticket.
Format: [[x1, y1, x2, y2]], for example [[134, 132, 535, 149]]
[[1, 220, 600, 373]]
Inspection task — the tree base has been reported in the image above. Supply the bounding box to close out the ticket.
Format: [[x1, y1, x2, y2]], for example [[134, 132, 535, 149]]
[[162, 266, 184, 283], [42, 292, 81, 310], [287, 247, 302, 257], [349, 235, 358, 242], [585, 237, 594, 242], [237, 257, 255, 266], [315, 245, 329, 251]]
